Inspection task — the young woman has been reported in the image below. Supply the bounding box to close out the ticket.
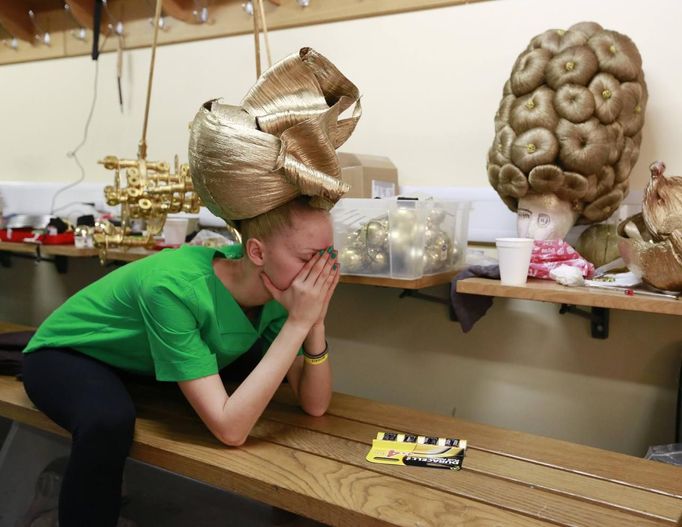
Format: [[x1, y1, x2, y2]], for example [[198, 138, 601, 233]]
[[23, 45, 361, 526], [22, 198, 340, 526]]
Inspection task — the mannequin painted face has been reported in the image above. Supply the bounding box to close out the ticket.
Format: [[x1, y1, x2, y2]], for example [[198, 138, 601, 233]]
[[517, 193, 578, 240]]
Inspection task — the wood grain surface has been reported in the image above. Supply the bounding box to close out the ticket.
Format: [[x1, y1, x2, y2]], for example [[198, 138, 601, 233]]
[[0, 346, 680, 526]]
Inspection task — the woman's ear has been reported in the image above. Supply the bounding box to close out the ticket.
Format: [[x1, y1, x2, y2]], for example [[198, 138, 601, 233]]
[[245, 238, 266, 266]]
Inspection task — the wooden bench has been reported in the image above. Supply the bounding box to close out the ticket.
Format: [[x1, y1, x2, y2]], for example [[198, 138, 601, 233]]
[[1, 321, 681, 526]]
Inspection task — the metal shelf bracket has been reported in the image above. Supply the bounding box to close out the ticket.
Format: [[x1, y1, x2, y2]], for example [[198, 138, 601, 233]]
[[559, 304, 610, 339]]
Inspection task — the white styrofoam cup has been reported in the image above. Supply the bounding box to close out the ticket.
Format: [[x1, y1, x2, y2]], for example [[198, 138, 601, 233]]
[[495, 237, 534, 285]]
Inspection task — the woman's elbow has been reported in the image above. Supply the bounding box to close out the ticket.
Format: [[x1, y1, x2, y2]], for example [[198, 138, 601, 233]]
[[217, 430, 248, 447], [302, 403, 329, 417]]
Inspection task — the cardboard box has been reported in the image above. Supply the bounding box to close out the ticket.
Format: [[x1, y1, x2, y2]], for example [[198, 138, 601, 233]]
[[338, 152, 398, 199]]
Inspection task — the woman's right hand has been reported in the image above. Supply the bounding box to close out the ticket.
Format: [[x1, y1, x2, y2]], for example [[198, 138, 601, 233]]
[[260, 249, 337, 330]]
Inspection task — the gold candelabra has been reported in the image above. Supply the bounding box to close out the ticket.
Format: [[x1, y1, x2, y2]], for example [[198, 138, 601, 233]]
[[92, 0, 201, 262], [93, 154, 200, 259]]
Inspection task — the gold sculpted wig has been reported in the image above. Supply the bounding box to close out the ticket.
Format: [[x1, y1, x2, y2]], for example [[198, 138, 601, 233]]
[[488, 21, 648, 224], [189, 47, 362, 222]]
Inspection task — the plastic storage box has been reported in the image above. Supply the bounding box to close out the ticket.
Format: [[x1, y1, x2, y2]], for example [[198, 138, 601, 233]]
[[332, 197, 471, 279]]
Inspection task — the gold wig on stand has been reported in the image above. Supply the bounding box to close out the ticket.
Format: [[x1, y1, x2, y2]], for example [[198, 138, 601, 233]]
[[188, 47, 362, 224], [488, 21, 648, 239]]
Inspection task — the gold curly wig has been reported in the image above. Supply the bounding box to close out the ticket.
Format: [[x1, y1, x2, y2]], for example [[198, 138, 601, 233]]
[[488, 21, 647, 224]]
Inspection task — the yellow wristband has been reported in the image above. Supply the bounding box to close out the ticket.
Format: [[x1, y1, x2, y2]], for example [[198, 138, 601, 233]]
[[304, 353, 329, 366]]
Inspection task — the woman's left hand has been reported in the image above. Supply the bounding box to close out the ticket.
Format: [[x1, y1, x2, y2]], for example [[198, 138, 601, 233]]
[[313, 255, 340, 327]]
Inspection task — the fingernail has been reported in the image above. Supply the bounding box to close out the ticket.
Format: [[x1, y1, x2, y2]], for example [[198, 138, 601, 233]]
[[327, 246, 333, 253], [333, 263, 338, 270], [331, 251, 337, 259], [318, 249, 325, 255]]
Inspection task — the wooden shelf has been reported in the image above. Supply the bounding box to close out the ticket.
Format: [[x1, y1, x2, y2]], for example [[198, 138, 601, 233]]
[[340, 270, 461, 290], [457, 278, 682, 317], [105, 247, 159, 262], [0, 241, 459, 289], [0, 241, 36, 255], [36, 244, 98, 257], [0, 242, 158, 261], [0, 321, 34, 333]]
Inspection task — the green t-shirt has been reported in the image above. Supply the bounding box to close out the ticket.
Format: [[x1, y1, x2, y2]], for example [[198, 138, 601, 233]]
[[24, 244, 296, 382]]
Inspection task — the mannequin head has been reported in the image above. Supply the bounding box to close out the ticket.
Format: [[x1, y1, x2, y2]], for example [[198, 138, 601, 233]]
[[517, 193, 578, 240], [488, 22, 648, 231]]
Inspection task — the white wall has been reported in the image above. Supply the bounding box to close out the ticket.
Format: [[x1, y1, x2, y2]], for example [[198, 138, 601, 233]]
[[1, 0, 681, 189], [1, 0, 681, 455]]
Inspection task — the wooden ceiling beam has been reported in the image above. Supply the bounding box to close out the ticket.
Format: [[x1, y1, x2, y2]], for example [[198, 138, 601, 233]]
[[162, 0, 281, 23], [0, 3, 36, 43], [161, 0, 197, 24], [65, 0, 109, 33]]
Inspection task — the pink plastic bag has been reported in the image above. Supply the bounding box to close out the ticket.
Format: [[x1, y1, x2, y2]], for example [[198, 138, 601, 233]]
[[528, 240, 595, 279]]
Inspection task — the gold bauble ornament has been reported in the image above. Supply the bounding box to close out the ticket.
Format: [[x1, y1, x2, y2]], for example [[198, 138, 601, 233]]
[[392, 207, 416, 228], [368, 250, 388, 273], [427, 207, 446, 227], [339, 247, 365, 273], [424, 227, 437, 245], [451, 246, 459, 261], [430, 231, 451, 262], [365, 220, 388, 250], [423, 247, 444, 273]]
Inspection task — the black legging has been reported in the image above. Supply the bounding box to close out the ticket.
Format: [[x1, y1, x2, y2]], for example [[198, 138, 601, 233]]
[[21, 343, 264, 527], [22, 348, 136, 526]]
